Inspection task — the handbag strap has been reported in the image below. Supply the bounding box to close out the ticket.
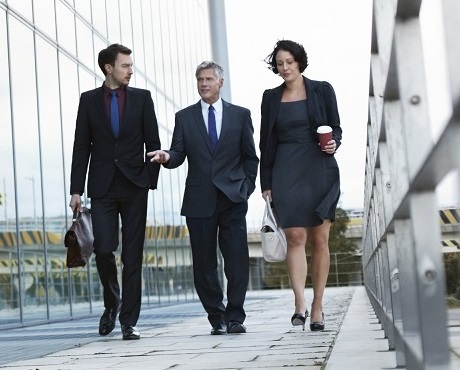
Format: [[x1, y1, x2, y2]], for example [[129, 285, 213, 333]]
[[263, 197, 278, 227]]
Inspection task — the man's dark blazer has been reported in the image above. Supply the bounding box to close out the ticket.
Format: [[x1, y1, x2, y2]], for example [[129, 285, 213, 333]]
[[165, 99, 259, 218], [259, 76, 342, 192], [70, 85, 161, 197]]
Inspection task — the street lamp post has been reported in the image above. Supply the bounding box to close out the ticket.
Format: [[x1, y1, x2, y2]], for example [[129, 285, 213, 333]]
[[2, 178, 6, 228], [25, 176, 36, 227]]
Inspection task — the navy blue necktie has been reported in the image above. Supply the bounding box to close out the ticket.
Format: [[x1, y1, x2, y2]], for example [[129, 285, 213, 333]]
[[208, 105, 218, 151], [110, 90, 119, 137]]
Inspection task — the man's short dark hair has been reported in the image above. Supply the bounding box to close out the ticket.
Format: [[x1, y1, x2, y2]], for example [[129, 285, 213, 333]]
[[98, 44, 132, 76]]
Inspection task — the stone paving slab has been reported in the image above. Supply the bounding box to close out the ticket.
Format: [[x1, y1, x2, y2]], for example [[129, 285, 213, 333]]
[[0, 288, 354, 369], [4, 286, 458, 369]]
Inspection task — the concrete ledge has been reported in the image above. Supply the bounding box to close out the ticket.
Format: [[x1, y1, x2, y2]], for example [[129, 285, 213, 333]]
[[325, 286, 398, 370]]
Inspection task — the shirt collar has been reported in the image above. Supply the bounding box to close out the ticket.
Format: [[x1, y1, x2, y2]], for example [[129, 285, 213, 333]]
[[103, 84, 125, 96], [201, 98, 222, 112]]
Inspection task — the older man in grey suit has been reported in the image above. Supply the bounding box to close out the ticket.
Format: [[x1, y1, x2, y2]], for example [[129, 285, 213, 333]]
[[149, 61, 259, 335]]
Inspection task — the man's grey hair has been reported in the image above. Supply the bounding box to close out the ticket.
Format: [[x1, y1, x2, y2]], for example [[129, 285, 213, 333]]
[[195, 61, 224, 80]]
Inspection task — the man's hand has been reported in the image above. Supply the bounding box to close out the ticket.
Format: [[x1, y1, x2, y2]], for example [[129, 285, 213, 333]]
[[69, 194, 82, 213], [147, 150, 170, 164]]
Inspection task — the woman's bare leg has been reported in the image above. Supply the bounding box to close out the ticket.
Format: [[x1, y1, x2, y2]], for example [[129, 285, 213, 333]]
[[284, 227, 308, 314], [308, 220, 331, 322]]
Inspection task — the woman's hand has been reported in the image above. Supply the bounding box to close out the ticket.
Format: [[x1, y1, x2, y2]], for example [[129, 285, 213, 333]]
[[324, 139, 337, 155], [262, 190, 272, 201]]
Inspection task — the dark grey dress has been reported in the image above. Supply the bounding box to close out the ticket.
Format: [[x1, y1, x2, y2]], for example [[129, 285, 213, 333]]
[[272, 100, 340, 228]]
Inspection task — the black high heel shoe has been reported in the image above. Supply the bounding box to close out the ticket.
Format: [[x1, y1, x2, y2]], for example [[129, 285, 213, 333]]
[[310, 312, 325, 331], [291, 310, 309, 331]]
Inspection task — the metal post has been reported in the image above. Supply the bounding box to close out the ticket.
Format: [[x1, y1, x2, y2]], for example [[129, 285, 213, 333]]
[[207, 0, 231, 102]]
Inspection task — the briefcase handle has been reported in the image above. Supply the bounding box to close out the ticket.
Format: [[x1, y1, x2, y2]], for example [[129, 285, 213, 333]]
[[72, 208, 88, 222]]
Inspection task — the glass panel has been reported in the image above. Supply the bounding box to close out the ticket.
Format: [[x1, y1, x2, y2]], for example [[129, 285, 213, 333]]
[[151, 2, 164, 95], [59, 56, 98, 315], [142, 2, 155, 91], [130, 0, 145, 80], [105, 1, 121, 42], [173, 1, 188, 108], [58, 53, 81, 194], [8, 17, 47, 322], [119, 0, 133, 51], [55, 0, 76, 56], [165, 1, 180, 109], [33, 0, 56, 40], [93, 35, 108, 72], [35, 37, 70, 319], [1, 0, 212, 326], [158, 1, 172, 104], [74, 0, 91, 20], [91, 0, 107, 38], [0, 9, 20, 326], [79, 65, 99, 95], [36, 39, 65, 219], [7, 0, 32, 21], [68, 259, 103, 316], [76, 18, 94, 70]]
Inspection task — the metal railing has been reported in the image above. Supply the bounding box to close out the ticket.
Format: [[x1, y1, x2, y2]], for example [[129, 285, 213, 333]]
[[364, 0, 459, 369]]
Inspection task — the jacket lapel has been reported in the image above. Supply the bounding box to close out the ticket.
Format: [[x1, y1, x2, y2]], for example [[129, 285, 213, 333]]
[[305, 77, 325, 127], [217, 100, 232, 153], [268, 85, 283, 133], [192, 101, 214, 153], [94, 87, 110, 130], [119, 86, 134, 137]]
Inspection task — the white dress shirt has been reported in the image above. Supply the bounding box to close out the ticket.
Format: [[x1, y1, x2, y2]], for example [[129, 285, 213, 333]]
[[201, 98, 223, 138]]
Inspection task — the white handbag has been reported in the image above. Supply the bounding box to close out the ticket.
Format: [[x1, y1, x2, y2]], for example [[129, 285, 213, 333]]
[[260, 197, 287, 262]]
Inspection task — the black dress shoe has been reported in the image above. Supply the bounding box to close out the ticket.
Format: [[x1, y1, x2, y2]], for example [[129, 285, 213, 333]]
[[210, 324, 226, 335], [226, 321, 246, 334], [99, 308, 118, 336], [121, 325, 140, 340], [310, 312, 325, 332]]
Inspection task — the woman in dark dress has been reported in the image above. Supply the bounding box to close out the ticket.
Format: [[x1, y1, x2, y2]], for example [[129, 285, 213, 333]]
[[259, 40, 342, 331]]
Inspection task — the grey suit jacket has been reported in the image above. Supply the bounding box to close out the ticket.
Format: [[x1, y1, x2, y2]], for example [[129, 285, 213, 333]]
[[165, 99, 259, 218]]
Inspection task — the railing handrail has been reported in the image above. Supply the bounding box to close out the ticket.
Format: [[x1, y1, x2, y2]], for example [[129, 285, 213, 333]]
[[364, 0, 459, 368]]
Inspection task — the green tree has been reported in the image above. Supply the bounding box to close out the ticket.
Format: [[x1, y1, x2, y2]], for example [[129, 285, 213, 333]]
[[444, 253, 460, 296], [328, 208, 359, 254]]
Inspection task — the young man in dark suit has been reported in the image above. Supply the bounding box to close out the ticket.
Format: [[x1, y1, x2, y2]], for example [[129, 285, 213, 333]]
[[148, 61, 259, 335], [69, 44, 161, 340]]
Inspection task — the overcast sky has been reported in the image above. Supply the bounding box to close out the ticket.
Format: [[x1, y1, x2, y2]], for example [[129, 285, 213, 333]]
[[224, 0, 458, 227]]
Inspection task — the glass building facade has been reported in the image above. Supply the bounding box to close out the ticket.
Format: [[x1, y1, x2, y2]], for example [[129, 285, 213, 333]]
[[0, 0, 213, 328]]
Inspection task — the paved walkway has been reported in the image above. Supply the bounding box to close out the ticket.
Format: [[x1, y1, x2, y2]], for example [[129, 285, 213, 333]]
[[1, 286, 459, 369]]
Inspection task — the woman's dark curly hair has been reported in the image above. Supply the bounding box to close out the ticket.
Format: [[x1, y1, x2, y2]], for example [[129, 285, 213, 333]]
[[265, 40, 309, 74]]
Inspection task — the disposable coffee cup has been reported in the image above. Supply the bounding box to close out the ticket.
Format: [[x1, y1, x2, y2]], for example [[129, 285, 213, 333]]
[[317, 126, 332, 151]]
